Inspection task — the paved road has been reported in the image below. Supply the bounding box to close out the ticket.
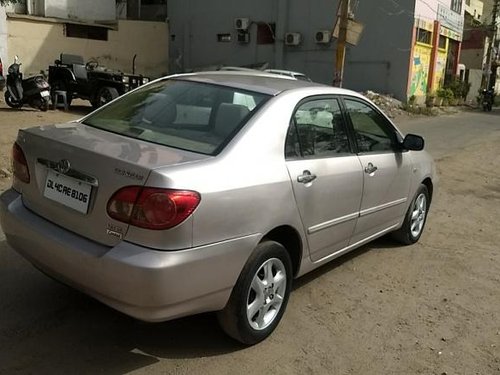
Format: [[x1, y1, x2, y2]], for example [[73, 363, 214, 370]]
[[396, 108, 500, 159], [0, 108, 499, 374]]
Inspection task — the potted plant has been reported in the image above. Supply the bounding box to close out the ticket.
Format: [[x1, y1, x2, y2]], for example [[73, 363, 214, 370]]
[[436, 88, 446, 106], [425, 93, 436, 108], [445, 88, 454, 106]]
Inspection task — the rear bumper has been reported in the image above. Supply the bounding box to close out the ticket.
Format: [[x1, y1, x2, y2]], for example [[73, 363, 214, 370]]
[[0, 189, 259, 322]]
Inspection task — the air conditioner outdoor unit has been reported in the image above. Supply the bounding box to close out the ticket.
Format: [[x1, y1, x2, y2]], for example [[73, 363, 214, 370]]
[[285, 32, 302, 46], [234, 18, 250, 31], [315, 30, 331, 44]]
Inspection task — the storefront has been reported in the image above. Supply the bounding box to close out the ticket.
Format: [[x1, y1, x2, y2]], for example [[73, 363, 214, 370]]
[[440, 26, 462, 85], [409, 19, 434, 98], [408, 3, 463, 101]]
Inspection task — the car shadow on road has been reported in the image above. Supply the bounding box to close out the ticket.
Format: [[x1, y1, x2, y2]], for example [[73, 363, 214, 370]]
[[0, 242, 244, 374], [62, 106, 93, 116], [0, 235, 405, 373]]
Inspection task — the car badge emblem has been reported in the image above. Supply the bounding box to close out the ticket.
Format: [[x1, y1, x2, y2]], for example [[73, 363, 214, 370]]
[[56, 159, 71, 174]]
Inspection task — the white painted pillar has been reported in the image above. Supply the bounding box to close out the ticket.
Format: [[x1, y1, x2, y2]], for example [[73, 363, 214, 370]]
[[275, 0, 288, 68], [0, 7, 8, 70]]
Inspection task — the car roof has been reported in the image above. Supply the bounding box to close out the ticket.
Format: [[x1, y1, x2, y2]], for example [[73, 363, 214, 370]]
[[218, 66, 260, 72], [265, 69, 306, 76], [171, 71, 325, 96]]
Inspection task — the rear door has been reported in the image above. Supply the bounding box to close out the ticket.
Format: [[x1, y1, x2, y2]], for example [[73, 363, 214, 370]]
[[341, 97, 413, 244], [285, 96, 363, 262]]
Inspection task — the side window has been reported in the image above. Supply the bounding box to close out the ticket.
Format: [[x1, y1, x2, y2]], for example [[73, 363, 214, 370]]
[[233, 92, 257, 111], [344, 99, 397, 153], [285, 98, 350, 159]]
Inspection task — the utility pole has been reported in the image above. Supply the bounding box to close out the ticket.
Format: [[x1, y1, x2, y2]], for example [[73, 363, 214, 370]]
[[485, 0, 500, 89], [333, 0, 350, 87]]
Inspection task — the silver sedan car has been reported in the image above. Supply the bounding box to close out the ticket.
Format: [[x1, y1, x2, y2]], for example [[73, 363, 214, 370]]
[[0, 72, 436, 345]]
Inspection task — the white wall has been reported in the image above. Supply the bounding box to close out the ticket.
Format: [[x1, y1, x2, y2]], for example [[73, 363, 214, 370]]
[[45, 0, 116, 21], [0, 7, 7, 69], [415, 0, 464, 38], [465, 0, 484, 21], [7, 18, 169, 78], [481, 0, 493, 24], [480, 0, 500, 39], [466, 68, 482, 104], [28, 0, 46, 16]]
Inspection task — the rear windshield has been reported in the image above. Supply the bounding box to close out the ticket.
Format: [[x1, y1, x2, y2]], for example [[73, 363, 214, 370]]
[[82, 79, 271, 155]]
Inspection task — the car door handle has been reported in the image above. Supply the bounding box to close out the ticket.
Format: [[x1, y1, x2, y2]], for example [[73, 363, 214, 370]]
[[364, 163, 378, 174], [297, 170, 317, 184]]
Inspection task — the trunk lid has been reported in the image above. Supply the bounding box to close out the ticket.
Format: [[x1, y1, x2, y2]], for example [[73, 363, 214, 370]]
[[17, 122, 209, 246]]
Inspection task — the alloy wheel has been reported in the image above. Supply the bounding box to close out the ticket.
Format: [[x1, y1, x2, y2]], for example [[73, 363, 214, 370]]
[[410, 193, 427, 238], [246, 258, 287, 331]]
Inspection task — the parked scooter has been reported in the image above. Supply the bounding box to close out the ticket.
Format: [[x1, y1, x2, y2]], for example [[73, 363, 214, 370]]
[[481, 88, 495, 112], [4, 56, 50, 111]]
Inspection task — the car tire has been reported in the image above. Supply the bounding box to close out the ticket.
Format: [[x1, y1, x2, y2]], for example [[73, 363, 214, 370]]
[[392, 184, 430, 245], [4, 91, 23, 109], [217, 240, 292, 345], [94, 86, 119, 108]]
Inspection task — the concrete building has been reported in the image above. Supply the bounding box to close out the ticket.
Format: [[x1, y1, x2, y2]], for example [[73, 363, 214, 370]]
[[43, 0, 116, 21], [410, 0, 465, 101], [465, 0, 484, 21], [478, 0, 500, 92], [0, 0, 169, 79], [460, 0, 487, 103], [480, 0, 498, 26], [168, 0, 465, 101]]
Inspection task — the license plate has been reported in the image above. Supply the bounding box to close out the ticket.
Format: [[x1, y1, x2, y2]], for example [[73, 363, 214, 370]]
[[44, 169, 92, 214], [41, 90, 50, 97]]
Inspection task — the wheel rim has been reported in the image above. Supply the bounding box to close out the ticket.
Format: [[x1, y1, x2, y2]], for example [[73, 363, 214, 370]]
[[410, 193, 427, 238], [246, 258, 287, 331]]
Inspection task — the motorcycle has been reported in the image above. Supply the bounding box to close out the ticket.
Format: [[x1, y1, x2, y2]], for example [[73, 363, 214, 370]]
[[4, 56, 50, 111], [481, 89, 495, 112]]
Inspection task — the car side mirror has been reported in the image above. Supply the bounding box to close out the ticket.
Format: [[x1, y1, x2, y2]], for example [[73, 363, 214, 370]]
[[402, 134, 424, 151], [55, 59, 61, 65]]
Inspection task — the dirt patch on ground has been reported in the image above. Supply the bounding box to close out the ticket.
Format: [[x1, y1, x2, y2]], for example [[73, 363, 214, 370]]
[[286, 137, 500, 374]]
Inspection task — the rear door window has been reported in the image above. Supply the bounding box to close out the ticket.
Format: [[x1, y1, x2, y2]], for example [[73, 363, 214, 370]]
[[285, 97, 351, 159]]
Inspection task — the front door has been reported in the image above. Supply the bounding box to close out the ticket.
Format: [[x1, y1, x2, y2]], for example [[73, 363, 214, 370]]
[[342, 97, 413, 244], [285, 96, 363, 262]]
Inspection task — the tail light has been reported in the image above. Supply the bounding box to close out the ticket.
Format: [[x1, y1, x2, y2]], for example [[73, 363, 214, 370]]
[[0, 58, 3, 76], [107, 186, 201, 230], [12, 142, 30, 183]]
